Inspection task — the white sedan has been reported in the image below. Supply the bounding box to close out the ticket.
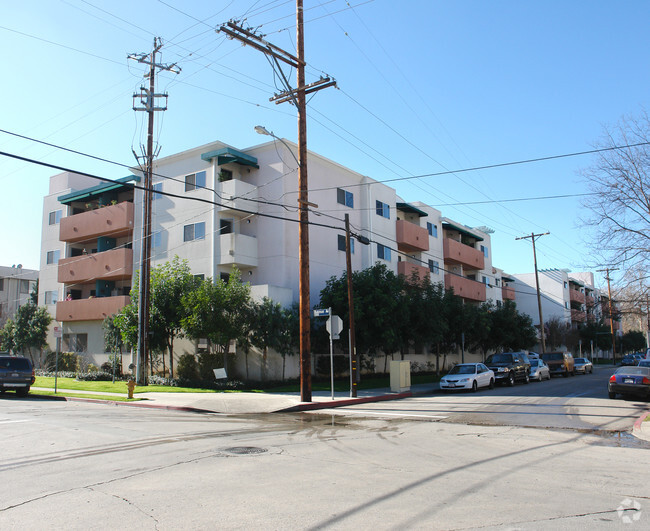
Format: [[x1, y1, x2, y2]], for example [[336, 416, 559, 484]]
[[440, 363, 495, 392]]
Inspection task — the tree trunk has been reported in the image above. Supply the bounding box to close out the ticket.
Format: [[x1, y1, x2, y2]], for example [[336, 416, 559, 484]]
[[282, 353, 286, 381], [245, 350, 249, 380], [168, 337, 174, 379], [436, 344, 440, 376], [262, 346, 268, 381]]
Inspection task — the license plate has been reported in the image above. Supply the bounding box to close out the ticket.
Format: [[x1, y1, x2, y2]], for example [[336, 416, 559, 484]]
[[447, 383, 455, 388], [12, 373, 19, 377], [624, 378, 634, 384]]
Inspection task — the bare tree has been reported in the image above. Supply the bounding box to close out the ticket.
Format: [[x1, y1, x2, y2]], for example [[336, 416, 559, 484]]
[[581, 110, 650, 282]]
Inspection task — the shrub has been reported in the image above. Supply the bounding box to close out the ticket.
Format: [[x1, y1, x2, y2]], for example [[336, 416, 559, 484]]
[[198, 351, 221, 381], [316, 354, 349, 377], [147, 375, 179, 387], [44, 351, 79, 372], [177, 353, 199, 382], [76, 371, 115, 381]]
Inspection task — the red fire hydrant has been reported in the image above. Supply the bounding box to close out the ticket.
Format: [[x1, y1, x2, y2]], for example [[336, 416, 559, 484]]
[[127, 380, 136, 399]]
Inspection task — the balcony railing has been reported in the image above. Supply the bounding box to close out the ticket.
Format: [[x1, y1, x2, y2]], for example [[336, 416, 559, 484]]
[[56, 295, 130, 322], [443, 238, 485, 270], [220, 179, 258, 215], [398, 261, 430, 282], [219, 233, 258, 267], [571, 309, 587, 323], [60, 202, 134, 243], [58, 248, 133, 284], [570, 289, 585, 304], [396, 219, 429, 253], [502, 285, 516, 300], [444, 274, 486, 302]]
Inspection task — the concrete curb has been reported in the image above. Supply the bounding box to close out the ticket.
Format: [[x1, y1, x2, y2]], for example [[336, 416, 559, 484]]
[[632, 411, 650, 441], [61, 396, 217, 414], [276, 391, 413, 413]]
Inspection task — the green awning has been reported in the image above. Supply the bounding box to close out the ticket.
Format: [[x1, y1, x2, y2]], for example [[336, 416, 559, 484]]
[[396, 202, 428, 217], [502, 275, 516, 283], [442, 220, 484, 242], [201, 147, 259, 168], [58, 175, 140, 205]]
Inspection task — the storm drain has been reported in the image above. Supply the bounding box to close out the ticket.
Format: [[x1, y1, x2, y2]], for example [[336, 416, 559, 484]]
[[222, 446, 268, 455]]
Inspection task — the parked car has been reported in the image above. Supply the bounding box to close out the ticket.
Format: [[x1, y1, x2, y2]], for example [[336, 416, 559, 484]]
[[608, 366, 650, 399], [527, 352, 541, 360], [638, 360, 650, 368], [0, 356, 35, 396], [439, 363, 495, 392], [541, 351, 575, 377], [485, 352, 531, 386], [529, 358, 550, 381], [620, 355, 638, 366], [573, 357, 593, 374]]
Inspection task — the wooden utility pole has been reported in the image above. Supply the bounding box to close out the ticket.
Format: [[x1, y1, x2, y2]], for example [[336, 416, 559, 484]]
[[129, 38, 179, 384], [516, 232, 549, 353], [344, 214, 357, 397], [219, 6, 335, 402], [597, 267, 619, 364]]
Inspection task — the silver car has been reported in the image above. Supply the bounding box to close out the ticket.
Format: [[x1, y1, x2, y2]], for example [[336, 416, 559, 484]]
[[529, 358, 550, 381], [574, 357, 593, 374]]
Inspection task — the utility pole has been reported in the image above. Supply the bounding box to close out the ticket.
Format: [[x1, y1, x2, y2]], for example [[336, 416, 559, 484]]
[[646, 294, 650, 349], [597, 267, 619, 364], [128, 38, 180, 385], [219, 5, 335, 402], [516, 232, 549, 353]]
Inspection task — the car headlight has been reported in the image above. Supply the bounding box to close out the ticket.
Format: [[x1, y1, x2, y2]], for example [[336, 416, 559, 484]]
[[498, 367, 508, 372], [459, 378, 469, 382]]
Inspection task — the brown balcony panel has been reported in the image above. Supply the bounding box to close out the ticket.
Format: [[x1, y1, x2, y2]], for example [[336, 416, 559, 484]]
[[58, 248, 133, 283], [444, 274, 486, 302], [502, 285, 516, 300], [443, 238, 485, 270], [60, 202, 134, 243], [571, 309, 587, 322], [56, 296, 130, 322], [398, 261, 430, 282], [570, 289, 585, 304], [396, 219, 429, 252]]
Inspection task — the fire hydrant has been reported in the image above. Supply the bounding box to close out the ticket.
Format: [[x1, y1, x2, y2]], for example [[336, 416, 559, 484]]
[[127, 380, 136, 399]]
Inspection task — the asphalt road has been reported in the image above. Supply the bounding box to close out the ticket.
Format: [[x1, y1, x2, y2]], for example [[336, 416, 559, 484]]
[[0, 368, 648, 530]]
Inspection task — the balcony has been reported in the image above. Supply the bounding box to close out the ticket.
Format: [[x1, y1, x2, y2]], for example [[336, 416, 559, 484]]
[[58, 248, 133, 284], [444, 274, 486, 302], [570, 289, 585, 304], [396, 220, 429, 253], [571, 309, 587, 323], [56, 295, 130, 322], [219, 233, 258, 267], [219, 179, 258, 215], [502, 285, 516, 300], [443, 238, 485, 270], [60, 202, 134, 243], [398, 261, 430, 282]]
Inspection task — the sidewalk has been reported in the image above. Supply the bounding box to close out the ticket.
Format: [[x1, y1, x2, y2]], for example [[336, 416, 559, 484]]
[[32, 383, 439, 415]]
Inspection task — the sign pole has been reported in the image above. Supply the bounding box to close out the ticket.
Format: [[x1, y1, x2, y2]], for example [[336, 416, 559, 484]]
[[328, 307, 334, 400], [53, 324, 62, 394]]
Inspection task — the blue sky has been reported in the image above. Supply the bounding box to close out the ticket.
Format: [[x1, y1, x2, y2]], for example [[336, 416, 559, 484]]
[[1, 0, 649, 290]]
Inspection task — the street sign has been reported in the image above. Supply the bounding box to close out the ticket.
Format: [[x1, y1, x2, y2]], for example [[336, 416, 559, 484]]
[[53, 326, 62, 339], [313, 308, 330, 317], [326, 315, 343, 340], [213, 368, 227, 380]]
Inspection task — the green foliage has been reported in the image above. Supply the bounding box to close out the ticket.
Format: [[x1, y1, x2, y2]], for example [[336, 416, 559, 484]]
[[198, 350, 221, 381], [177, 353, 199, 382], [30, 279, 39, 305], [76, 371, 114, 381], [0, 303, 52, 363], [316, 354, 349, 377], [621, 330, 646, 353], [44, 351, 79, 372]]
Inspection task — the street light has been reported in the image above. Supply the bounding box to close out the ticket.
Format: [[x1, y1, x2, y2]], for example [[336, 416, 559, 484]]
[[254, 125, 301, 168]]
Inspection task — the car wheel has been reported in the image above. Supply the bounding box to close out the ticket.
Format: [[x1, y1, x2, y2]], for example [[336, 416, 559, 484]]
[[546, 372, 551, 380], [16, 387, 29, 397], [489, 378, 494, 389], [472, 381, 478, 393], [563, 369, 569, 378], [608, 391, 616, 399], [508, 373, 515, 387]]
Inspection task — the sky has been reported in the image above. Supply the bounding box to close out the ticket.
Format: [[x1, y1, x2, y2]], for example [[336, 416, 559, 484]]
[[1, 0, 649, 291]]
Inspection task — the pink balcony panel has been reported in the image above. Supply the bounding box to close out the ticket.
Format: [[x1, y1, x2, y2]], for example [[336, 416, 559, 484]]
[[443, 238, 485, 270], [58, 248, 133, 284], [398, 261, 430, 282], [502, 285, 516, 300], [396, 219, 429, 253], [56, 296, 130, 322], [570, 289, 585, 304], [444, 274, 486, 302], [59, 202, 134, 243]]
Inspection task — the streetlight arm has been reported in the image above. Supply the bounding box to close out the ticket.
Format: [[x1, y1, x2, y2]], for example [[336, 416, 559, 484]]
[[254, 125, 300, 168]]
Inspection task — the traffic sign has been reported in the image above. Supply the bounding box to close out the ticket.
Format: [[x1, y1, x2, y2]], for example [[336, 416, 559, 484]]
[[313, 308, 330, 317], [326, 315, 343, 340], [53, 326, 62, 339]]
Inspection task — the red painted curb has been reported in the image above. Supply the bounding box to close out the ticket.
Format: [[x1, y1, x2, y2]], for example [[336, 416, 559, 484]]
[[277, 391, 413, 413], [633, 410, 650, 432], [62, 396, 214, 414]]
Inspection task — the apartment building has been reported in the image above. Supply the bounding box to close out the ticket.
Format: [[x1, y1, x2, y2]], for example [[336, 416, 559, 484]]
[[40, 138, 506, 367], [0, 265, 39, 327]]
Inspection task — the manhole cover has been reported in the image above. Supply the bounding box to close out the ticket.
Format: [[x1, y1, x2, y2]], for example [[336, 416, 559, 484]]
[[222, 446, 267, 455]]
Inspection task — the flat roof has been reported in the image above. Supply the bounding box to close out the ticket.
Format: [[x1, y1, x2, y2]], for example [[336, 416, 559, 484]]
[[58, 175, 140, 205], [201, 147, 259, 168], [396, 202, 428, 217], [441, 219, 484, 242]]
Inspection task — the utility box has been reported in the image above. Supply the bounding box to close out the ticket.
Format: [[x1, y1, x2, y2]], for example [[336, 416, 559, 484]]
[[390, 360, 411, 392]]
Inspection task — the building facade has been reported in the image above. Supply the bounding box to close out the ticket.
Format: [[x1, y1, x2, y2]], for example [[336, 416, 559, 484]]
[[0, 265, 39, 327]]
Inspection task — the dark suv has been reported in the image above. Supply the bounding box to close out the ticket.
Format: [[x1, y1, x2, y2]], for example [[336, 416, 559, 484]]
[[0, 356, 35, 396], [485, 352, 531, 386]]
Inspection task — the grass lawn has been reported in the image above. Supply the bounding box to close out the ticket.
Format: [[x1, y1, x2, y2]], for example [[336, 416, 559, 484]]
[[34, 377, 220, 394]]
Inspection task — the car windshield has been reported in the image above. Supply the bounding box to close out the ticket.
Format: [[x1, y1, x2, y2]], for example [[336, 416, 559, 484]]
[[448, 365, 476, 375], [574, 358, 587, 363], [616, 367, 650, 375], [0, 357, 31, 370], [530, 360, 539, 367], [639, 361, 650, 367], [486, 354, 511, 363], [542, 353, 563, 361]]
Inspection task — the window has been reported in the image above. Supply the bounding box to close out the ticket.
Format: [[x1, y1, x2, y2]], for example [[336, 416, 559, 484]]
[[565, 302, 570, 309], [220, 272, 230, 283], [480, 245, 489, 258], [376, 200, 390, 219], [337, 234, 355, 253], [185, 171, 207, 192], [194, 274, 205, 281], [62, 333, 87, 353], [495, 278, 500, 287], [483, 276, 490, 286], [48, 210, 62, 225], [19, 280, 30, 293], [219, 169, 233, 182], [152, 230, 163, 248], [46, 250, 61, 265], [428, 260, 439, 274], [152, 182, 162, 201], [45, 291, 58, 305], [220, 219, 233, 234], [564, 281, 568, 289], [184, 222, 206, 242], [336, 188, 354, 208], [377, 243, 391, 261], [0, 278, 3, 291], [427, 222, 438, 237]]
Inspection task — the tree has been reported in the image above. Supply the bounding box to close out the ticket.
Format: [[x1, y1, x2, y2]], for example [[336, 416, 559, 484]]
[[250, 298, 286, 381], [545, 317, 570, 351], [103, 315, 126, 376], [621, 330, 646, 354], [1, 303, 52, 366], [182, 268, 252, 376], [581, 110, 650, 279]]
